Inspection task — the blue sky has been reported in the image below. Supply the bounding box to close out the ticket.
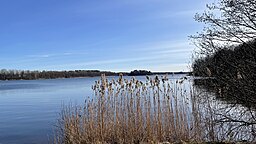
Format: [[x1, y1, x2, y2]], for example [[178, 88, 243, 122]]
[[0, 0, 213, 72]]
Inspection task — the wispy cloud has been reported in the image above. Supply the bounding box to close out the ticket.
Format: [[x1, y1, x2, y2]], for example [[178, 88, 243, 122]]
[[26, 52, 86, 58], [154, 48, 192, 55], [45, 56, 164, 68], [27, 54, 51, 58], [30, 39, 194, 71], [39, 49, 188, 70], [118, 40, 192, 52], [0, 52, 87, 65]]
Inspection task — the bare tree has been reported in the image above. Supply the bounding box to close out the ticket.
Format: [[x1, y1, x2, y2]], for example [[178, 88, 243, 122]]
[[191, 0, 256, 142], [191, 0, 256, 55]]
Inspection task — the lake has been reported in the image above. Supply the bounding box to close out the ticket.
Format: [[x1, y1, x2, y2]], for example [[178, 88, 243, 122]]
[[1, 74, 254, 143], [0, 74, 188, 144]]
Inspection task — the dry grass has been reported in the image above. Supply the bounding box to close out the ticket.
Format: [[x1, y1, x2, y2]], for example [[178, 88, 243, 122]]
[[54, 74, 203, 144]]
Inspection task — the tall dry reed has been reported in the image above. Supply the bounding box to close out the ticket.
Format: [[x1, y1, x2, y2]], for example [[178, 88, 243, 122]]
[[54, 74, 203, 144]]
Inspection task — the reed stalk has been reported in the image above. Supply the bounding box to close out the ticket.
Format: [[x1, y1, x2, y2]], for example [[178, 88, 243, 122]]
[[54, 74, 203, 144]]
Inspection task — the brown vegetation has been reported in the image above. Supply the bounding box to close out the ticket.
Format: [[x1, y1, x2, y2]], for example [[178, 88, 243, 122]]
[[53, 74, 256, 143], [54, 74, 203, 143]]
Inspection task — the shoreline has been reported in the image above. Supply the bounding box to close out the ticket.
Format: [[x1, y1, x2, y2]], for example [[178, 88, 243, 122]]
[[0, 72, 191, 81]]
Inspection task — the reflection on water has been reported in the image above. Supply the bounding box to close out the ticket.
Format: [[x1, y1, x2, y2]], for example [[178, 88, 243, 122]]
[[193, 84, 256, 142]]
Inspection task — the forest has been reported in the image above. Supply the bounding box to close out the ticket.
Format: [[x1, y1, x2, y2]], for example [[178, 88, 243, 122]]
[[0, 69, 117, 80]]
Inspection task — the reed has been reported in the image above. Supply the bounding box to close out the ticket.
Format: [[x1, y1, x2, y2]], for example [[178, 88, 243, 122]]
[[54, 74, 203, 144]]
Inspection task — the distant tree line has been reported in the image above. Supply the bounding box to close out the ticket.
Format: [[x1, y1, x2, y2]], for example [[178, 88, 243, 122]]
[[0, 69, 190, 81], [128, 70, 190, 76], [128, 70, 152, 76], [0, 69, 118, 80]]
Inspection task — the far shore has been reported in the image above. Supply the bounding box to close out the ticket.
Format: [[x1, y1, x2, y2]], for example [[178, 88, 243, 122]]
[[0, 69, 191, 81]]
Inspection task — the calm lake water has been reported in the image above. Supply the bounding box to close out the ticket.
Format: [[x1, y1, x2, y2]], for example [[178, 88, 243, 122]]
[[0, 75, 188, 144]]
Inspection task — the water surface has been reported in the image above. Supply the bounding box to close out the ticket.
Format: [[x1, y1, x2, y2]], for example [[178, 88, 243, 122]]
[[1, 74, 254, 143], [0, 77, 98, 144], [0, 75, 187, 144]]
